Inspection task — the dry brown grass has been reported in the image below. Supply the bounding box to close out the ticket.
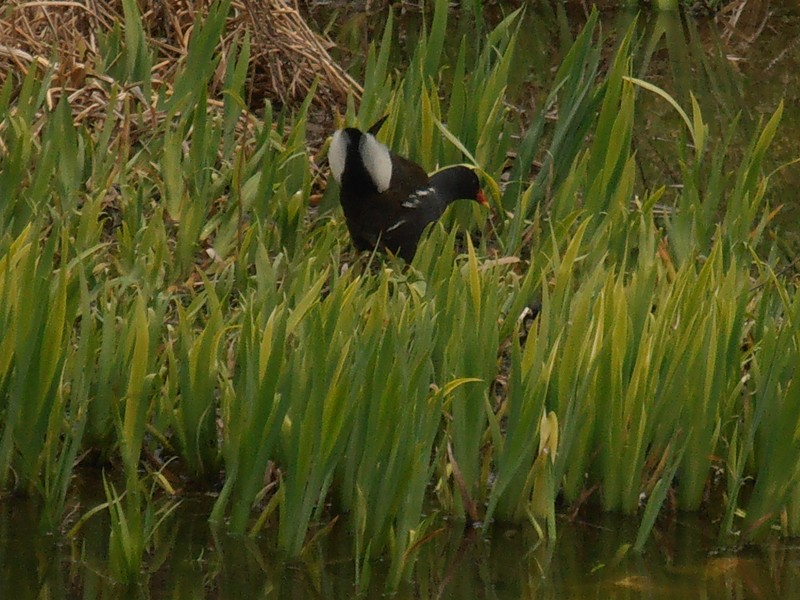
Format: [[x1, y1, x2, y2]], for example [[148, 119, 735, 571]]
[[0, 0, 361, 116], [716, 0, 773, 44]]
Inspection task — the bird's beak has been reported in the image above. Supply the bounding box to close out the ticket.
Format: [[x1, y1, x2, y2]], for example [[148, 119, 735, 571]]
[[476, 188, 489, 207]]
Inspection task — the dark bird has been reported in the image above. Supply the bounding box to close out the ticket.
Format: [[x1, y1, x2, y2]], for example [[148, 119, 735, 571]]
[[328, 119, 488, 262]]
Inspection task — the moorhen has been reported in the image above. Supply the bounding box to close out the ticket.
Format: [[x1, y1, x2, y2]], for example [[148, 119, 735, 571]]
[[328, 121, 488, 261]]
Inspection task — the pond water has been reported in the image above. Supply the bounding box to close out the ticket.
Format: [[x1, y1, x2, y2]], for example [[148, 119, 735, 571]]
[[4, 2, 800, 598], [3, 475, 800, 599]]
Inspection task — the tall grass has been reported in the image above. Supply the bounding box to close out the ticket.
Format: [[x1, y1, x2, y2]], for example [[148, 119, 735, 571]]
[[0, 0, 798, 591]]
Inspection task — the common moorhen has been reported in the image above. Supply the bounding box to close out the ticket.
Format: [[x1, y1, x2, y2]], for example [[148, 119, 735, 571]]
[[328, 121, 488, 261]]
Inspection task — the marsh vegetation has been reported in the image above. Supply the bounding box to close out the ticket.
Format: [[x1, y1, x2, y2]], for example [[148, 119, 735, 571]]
[[0, 0, 799, 596]]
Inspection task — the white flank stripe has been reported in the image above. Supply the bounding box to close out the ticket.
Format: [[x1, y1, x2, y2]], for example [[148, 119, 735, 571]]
[[329, 130, 348, 183], [359, 133, 392, 193], [386, 219, 407, 232]]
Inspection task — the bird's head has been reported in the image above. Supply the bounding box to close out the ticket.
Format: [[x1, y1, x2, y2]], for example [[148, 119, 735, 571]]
[[428, 165, 488, 207]]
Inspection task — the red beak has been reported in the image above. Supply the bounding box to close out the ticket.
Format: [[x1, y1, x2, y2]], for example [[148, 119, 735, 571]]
[[476, 188, 488, 207]]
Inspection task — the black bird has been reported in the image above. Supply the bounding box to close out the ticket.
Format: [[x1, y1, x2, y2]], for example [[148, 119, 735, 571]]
[[328, 120, 488, 262]]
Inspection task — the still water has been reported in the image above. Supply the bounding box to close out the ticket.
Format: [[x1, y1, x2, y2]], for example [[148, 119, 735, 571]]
[[3, 480, 800, 598], [4, 2, 800, 598]]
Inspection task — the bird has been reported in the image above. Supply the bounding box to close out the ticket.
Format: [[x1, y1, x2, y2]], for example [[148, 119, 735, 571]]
[[328, 118, 488, 262]]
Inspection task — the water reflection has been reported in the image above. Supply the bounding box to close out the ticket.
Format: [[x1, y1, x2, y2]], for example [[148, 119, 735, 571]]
[[3, 489, 800, 598]]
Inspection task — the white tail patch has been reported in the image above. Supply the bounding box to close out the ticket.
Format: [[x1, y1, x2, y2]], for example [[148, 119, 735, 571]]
[[329, 130, 348, 183], [359, 133, 392, 193]]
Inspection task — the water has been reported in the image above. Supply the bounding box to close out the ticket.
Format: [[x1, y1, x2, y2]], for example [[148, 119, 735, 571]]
[[3, 482, 800, 598], [5, 2, 800, 597]]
